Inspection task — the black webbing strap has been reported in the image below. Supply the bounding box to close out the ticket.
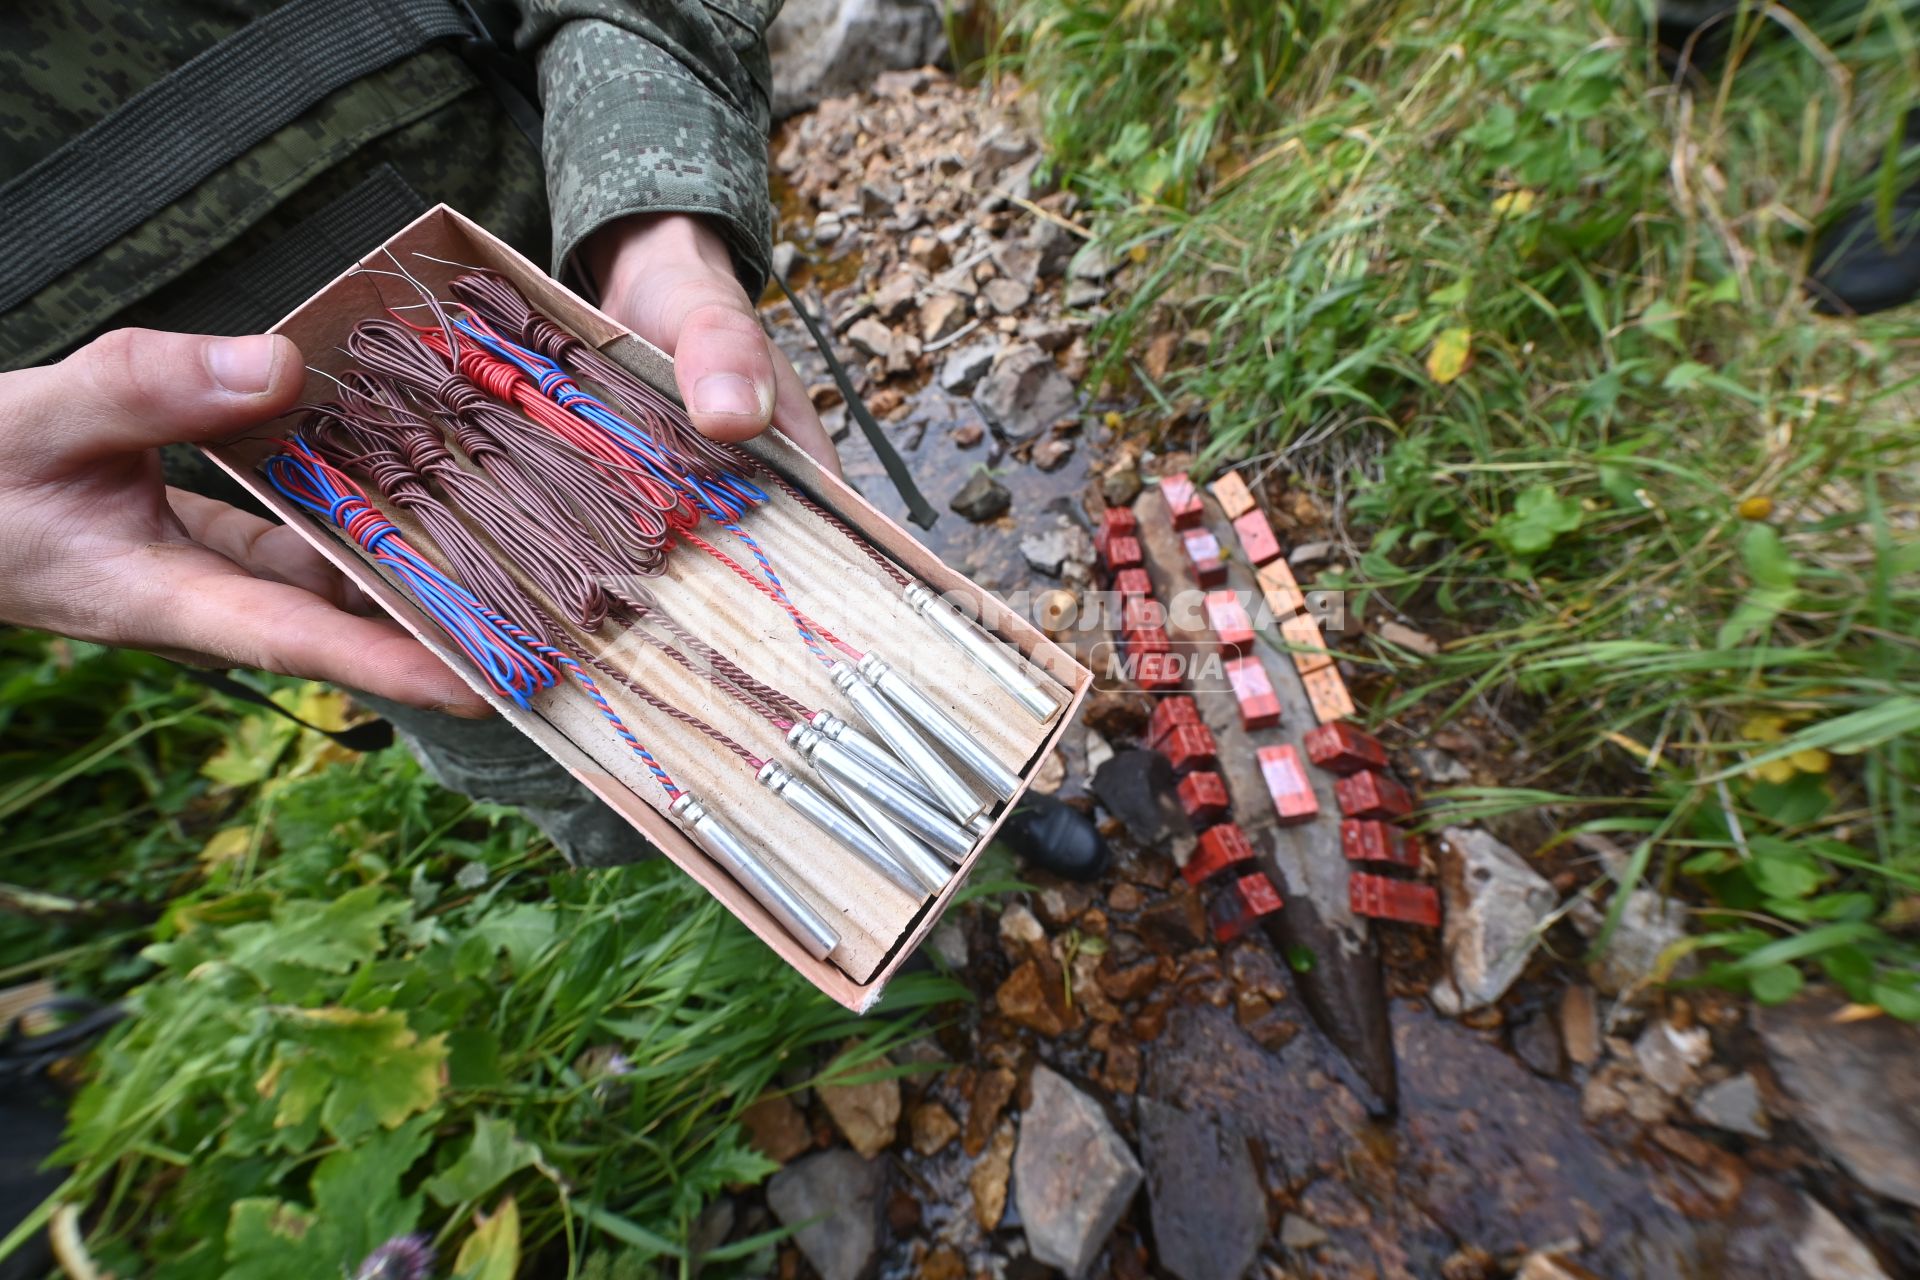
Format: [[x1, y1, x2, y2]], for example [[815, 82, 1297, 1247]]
[[0, 0, 473, 313], [178, 667, 395, 753]]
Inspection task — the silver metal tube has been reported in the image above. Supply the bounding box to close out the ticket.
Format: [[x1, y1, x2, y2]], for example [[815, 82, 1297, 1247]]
[[830, 661, 985, 824], [857, 654, 1021, 801], [756, 762, 926, 899], [669, 793, 839, 961], [791, 724, 974, 862], [819, 771, 952, 895], [905, 581, 1060, 723], [811, 710, 943, 809]]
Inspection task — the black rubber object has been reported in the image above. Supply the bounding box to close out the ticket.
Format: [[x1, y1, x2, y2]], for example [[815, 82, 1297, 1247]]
[[997, 793, 1110, 882]]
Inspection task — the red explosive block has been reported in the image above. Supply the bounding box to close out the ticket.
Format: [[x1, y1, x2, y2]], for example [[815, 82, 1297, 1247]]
[[1341, 819, 1423, 869], [1182, 529, 1228, 588], [1209, 470, 1258, 520], [1122, 595, 1166, 634], [1256, 744, 1319, 826], [1103, 534, 1143, 573], [1302, 666, 1356, 723], [1349, 873, 1441, 927], [1113, 567, 1154, 601], [1184, 823, 1256, 885], [1177, 771, 1231, 826], [1334, 770, 1415, 821], [1224, 656, 1281, 731], [1124, 626, 1171, 657], [1303, 721, 1388, 775], [1209, 873, 1285, 943], [1256, 560, 1305, 620], [1203, 590, 1256, 657], [1162, 472, 1205, 530], [1136, 651, 1185, 692], [1231, 508, 1283, 566], [1235, 872, 1285, 917], [1280, 612, 1332, 675], [1148, 694, 1201, 748], [1161, 722, 1219, 776], [1101, 505, 1138, 540]]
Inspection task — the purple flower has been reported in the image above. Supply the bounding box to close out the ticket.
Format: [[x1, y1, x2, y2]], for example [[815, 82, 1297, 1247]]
[[354, 1233, 436, 1280]]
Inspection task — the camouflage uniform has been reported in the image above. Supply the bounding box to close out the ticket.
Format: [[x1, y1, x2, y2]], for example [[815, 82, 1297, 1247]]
[[0, 0, 786, 864]]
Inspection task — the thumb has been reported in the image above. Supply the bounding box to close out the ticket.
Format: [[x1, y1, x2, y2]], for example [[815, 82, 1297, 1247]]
[[15, 329, 304, 475], [656, 289, 779, 444]]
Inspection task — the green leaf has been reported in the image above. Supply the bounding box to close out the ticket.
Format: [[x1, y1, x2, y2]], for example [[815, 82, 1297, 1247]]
[[1493, 485, 1583, 557], [263, 1007, 447, 1142], [1749, 964, 1803, 1004], [1739, 524, 1798, 590], [454, 1197, 521, 1280], [427, 1115, 541, 1207], [468, 902, 557, 972]]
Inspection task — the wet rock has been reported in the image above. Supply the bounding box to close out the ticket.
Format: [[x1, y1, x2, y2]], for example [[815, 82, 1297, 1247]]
[[768, 0, 947, 119], [1279, 1215, 1329, 1250], [1633, 1018, 1710, 1096], [1097, 957, 1162, 1004], [926, 917, 969, 971], [1692, 1072, 1769, 1140], [951, 421, 984, 448], [845, 316, 895, 359], [998, 902, 1047, 960], [950, 468, 1011, 522], [1559, 984, 1601, 1066], [1135, 890, 1208, 953], [1020, 518, 1094, 578], [1138, 1099, 1265, 1280], [1511, 1012, 1566, 1079], [996, 958, 1075, 1036], [1035, 882, 1094, 927], [1757, 990, 1920, 1208], [1437, 827, 1557, 1010], [1014, 1065, 1143, 1276], [1585, 889, 1691, 998], [1580, 1060, 1672, 1125], [1793, 1195, 1893, 1279], [1033, 438, 1075, 472], [911, 1101, 959, 1156], [741, 1090, 813, 1163], [965, 1065, 1018, 1157], [1097, 1038, 1142, 1095], [976, 342, 1077, 439], [938, 336, 1000, 394], [1100, 460, 1143, 506], [970, 1117, 1017, 1230], [766, 1149, 885, 1280], [819, 1050, 901, 1158], [1090, 750, 1196, 864]]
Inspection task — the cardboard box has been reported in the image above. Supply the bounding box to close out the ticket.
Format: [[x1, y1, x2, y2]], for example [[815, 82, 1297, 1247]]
[[202, 207, 1089, 1011]]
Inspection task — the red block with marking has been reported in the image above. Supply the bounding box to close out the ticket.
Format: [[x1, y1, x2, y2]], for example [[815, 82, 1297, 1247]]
[[1349, 873, 1441, 927], [1210, 873, 1285, 943], [1334, 770, 1415, 821], [1182, 529, 1228, 588], [1148, 695, 1201, 748], [1177, 771, 1231, 826], [1231, 508, 1283, 566], [1203, 590, 1256, 656], [1162, 472, 1205, 530], [1103, 534, 1143, 573], [1256, 744, 1319, 826], [1161, 723, 1218, 776], [1113, 567, 1154, 602], [1224, 656, 1281, 731], [1235, 872, 1285, 918], [1124, 626, 1171, 657], [1341, 819, 1423, 869], [1101, 505, 1138, 541], [1136, 651, 1185, 692], [1303, 721, 1388, 775], [1183, 822, 1256, 885], [1122, 595, 1166, 634]]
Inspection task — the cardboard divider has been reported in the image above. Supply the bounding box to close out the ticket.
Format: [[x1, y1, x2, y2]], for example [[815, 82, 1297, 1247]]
[[202, 206, 1088, 1010]]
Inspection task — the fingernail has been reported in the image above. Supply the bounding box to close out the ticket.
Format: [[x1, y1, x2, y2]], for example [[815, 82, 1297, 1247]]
[[691, 372, 768, 420], [206, 335, 281, 394]]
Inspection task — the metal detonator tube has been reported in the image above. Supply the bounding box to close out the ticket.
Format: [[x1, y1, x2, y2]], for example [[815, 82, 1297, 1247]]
[[904, 581, 1059, 723], [789, 723, 974, 861], [669, 793, 839, 961], [818, 770, 952, 895], [856, 653, 1020, 801], [829, 661, 986, 825], [810, 710, 941, 808], [756, 762, 925, 898]]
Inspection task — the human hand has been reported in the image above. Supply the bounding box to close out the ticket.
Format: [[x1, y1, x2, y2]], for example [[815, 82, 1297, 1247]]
[[583, 213, 841, 476], [0, 328, 492, 715]]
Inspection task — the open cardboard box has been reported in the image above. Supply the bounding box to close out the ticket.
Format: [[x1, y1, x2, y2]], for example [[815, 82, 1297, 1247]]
[[204, 206, 1090, 1011]]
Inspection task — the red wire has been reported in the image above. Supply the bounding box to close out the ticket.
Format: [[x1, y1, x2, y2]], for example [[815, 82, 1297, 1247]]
[[680, 531, 861, 660]]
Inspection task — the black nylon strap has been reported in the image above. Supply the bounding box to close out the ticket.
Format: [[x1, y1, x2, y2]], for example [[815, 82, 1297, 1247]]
[[0, 0, 472, 312]]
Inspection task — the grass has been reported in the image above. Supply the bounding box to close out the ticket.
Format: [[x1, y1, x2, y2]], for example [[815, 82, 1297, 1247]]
[[0, 634, 949, 1276], [994, 0, 1920, 1011]]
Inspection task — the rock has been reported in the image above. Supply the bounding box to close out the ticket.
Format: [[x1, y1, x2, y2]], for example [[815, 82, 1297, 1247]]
[[1757, 991, 1920, 1208], [938, 337, 1000, 394], [907, 232, 950, 270], [1583, 890, 1691, 998], [819, 1050, 901, 1158], [1135, 891, 1208, 953], [1378, 620, 1440, 656], [996, 958, 1073, 1035], [910, 1101, 959, 1156], [1559, 984, 1601, 1066], [871, 271, 917, 321], [1633, 1019, 1711, 1096], [1138, 1099, 1265, 1280], [767, 0, 948, 119], [1065, 277, 1108, 309], [1511, 1012, 1566, 1079], [920, 293, 968, 343], [1692, 1072, 1769, 1140], [998, 902, 1047, 959], [950, 468, 1011, 522], [1793, 1195, 1893, 1280], [812, 213, 844, 246], [1288, 540, 1336, 568], [1079, 687, 1150, 739], [951, 421, 984, 448], [975, 342, 1077, 439], [1437, 827, 1557, 1010], [766, 1149, 885, 1280], [845, 316, 896, 359], [1033, 438, 1075, 471], [1068, 241, 1118, 281], [1035, 883, 1094, 928], [1090, 750, 1196, 864], [1084, 728, 1116, 776], [1580, 1060, 1672, 1125], [1030, 749, 1067, 794], [926, 917, 969, 971], [1014, 1066, 1143, 1276], [983, 278, 1032, 314], [1020, 518, 1095, 578], [969, 1118, 1017, 1230], [1516, 1253, 1602, 1280], [1279, 1215, 1329, 1250], [993, 240, 1042, 287], [770, 240, 803, 280], [977, 128, 1035, 177], [858, 180, 901, 217], [741, 1090, 813, 1163], [1411, 745, 1470, 784], [1101, 461, 1143, 506], [965, 1065, 1018, 1157], [1098, 957, 1162, 1003]]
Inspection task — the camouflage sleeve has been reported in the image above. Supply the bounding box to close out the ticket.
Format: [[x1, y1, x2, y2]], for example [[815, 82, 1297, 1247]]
[[509, 1, 779, 295]]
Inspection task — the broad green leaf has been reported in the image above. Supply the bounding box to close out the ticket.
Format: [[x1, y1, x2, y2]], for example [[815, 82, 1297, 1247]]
[[1749, 964, 1803, 1004], [264, 1007, 446, 1141], [427, 1115, 541, 1207], [455, 1197, 521, 1280], [1425, 327, 1471, 384]]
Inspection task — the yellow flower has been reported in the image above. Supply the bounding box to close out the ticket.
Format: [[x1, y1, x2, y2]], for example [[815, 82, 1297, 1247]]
[[1491, 189, 1537, 215], [1737, 495, 1774, 521], [1740, 713, 1830, 783], [1103, 410, 1124, 430]]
